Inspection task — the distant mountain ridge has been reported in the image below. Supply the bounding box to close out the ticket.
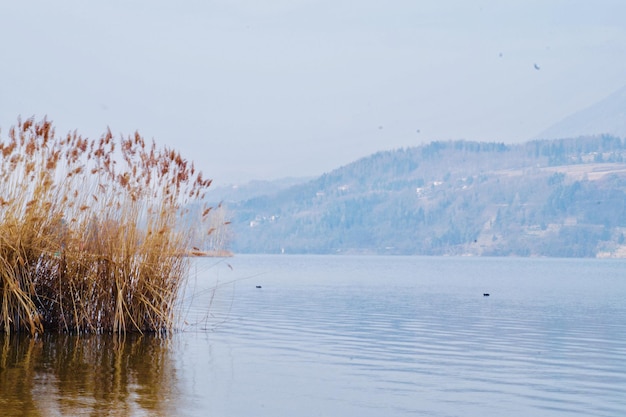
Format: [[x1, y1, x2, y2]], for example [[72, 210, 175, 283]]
[[206, 177, 311, 203], [535, 85, 626, 140], [222, 136, 626, 258]]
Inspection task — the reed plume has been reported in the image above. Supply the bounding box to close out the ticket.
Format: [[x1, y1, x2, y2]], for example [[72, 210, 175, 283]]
[[0, 117, 223, 335]]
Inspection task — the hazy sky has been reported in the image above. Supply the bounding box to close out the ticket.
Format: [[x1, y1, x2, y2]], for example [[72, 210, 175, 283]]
[[1, 1, 625, 184]]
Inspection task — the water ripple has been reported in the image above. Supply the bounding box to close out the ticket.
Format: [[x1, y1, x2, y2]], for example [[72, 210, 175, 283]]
[[179, 256, 626, 416]]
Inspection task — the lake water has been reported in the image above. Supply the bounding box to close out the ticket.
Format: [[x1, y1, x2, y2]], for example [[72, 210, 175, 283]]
[[2, 255, 626, 416]]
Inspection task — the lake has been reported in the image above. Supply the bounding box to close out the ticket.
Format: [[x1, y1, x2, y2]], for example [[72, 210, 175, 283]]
[[2, 255, 626, 416]]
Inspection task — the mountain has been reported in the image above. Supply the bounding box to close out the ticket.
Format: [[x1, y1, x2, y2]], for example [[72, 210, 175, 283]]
[[222, 136, 626, 258], [206, 177, 311, 204], [535, 85, 626, 140]]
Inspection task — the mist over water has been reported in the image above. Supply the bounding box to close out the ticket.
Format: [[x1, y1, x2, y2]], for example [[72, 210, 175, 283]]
[[2, 255, 626, 416]]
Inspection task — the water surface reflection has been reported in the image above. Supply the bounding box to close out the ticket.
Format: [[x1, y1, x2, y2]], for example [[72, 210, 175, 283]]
[[2, 256, 626, 416], [0, 333, 177, 416]]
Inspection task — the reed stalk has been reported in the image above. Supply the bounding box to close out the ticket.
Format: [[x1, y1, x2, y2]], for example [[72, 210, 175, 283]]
[[0, 117, 222, 335]]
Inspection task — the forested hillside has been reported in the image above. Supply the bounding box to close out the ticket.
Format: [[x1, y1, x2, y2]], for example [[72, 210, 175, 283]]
[[220, 135, 626, 257]]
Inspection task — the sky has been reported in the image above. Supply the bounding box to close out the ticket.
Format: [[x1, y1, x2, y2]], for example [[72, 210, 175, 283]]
[[1, 1, 625, 185]]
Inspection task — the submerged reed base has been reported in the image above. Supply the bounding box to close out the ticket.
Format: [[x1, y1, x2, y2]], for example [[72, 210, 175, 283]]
[[0, 117, 223, 335]]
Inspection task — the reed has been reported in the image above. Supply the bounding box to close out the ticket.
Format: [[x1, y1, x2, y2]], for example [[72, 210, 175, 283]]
[[0, 117, 222, 335]]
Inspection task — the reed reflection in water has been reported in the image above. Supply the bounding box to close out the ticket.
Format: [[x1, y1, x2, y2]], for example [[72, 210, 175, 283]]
[[0, 333, 177, 416]]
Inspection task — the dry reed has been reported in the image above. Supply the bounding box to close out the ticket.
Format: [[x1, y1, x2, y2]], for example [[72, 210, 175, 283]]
[[0, 117, 223, 335]]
